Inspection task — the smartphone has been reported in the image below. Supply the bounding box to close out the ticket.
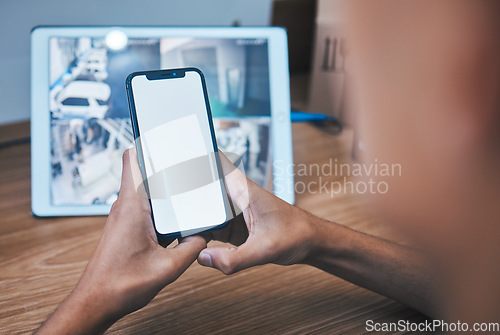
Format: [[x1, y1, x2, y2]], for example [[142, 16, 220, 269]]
[[126, 68, 234, 238]]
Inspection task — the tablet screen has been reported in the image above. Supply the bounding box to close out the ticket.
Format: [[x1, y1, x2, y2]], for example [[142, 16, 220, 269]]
[[49, 36, 272, 206]]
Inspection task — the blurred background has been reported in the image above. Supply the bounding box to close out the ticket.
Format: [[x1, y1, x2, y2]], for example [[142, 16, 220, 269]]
[[0, 0, 330, 125]]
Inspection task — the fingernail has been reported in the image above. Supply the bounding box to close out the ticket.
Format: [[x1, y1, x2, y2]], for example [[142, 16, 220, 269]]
[[199, 253, 213, 267]]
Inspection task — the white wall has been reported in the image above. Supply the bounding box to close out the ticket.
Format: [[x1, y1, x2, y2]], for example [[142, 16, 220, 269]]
[[0, 0, 273, 125]]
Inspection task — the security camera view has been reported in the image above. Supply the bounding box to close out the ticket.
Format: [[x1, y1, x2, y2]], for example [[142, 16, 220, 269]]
[[49, 36, 272, 206]]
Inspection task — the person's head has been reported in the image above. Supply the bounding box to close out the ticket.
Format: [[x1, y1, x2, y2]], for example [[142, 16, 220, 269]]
[[346, 0, 500, 321]]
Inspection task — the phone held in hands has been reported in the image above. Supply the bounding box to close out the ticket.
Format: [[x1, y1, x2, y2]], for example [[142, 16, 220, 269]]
[[126, 68, 235, 238]]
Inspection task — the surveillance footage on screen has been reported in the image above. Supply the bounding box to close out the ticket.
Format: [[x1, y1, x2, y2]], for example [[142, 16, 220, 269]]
[[49, 36, 272, 206]]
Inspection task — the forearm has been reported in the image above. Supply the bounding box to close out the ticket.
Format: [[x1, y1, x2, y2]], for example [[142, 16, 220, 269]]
[[306, 217, 437, 317]]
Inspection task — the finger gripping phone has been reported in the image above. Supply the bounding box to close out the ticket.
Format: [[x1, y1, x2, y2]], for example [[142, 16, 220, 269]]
[[126, 68, 234, 238]]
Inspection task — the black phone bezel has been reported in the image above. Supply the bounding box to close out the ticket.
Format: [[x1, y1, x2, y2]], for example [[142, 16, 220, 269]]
[[125, 67, 234, 241]]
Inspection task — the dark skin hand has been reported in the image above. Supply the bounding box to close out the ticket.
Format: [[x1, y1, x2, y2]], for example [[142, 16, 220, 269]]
[[36, 149, 436, 335], [199, 153, 437, 317], [36, 148, 206, 335], [198, 152, 319, 272]]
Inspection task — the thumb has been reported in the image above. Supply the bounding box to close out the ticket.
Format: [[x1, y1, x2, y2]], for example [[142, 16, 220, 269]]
[[161, 236, 207, 279], [198, 241, 267, 275], [172, 235, 207, 259]]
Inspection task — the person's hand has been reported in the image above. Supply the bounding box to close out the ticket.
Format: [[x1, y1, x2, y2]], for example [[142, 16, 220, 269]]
[[197, 152, 321, 274], [36, 148, 206, 335], [77, 147, 207, 316]]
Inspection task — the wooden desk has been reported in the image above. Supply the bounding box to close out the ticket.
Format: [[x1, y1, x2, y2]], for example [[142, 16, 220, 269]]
[[0, 121, 426, 334]]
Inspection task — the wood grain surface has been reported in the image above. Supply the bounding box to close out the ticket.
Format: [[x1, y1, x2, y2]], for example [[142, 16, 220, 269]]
[[0, 121, 427, 334]]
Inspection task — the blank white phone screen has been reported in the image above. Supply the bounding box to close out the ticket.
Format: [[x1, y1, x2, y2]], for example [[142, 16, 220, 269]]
[[131, 71, 231, 236]]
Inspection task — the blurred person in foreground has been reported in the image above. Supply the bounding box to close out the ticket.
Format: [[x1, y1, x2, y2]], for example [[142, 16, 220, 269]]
[[37, 0, 500, 333]]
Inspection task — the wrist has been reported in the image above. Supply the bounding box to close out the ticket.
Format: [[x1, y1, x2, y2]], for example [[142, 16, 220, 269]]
[[36, 284, 120, 335], [73, 284, 122, 326], [75, 268, 138, 326], [302, 215, 350, 267]]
